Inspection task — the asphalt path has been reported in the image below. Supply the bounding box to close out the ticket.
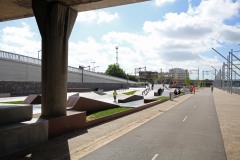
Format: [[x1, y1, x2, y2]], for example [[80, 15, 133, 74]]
[[80, 88, 226, 160]]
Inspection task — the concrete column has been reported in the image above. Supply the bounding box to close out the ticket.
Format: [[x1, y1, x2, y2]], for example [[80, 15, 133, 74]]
[[32, 0, 77, 117]]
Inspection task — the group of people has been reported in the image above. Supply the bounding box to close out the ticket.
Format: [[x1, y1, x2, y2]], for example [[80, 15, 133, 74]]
[[174, 88, 181, 95]]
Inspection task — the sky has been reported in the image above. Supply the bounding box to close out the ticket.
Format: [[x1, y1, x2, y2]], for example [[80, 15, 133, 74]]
[[0, 0, 240, 80]]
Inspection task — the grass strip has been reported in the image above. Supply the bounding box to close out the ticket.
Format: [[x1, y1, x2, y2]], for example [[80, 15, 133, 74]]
[[0, 101, 23, 104], [87, 107, 133, 121], [152, 96, 169, 101], [123, 90, 137, 95]]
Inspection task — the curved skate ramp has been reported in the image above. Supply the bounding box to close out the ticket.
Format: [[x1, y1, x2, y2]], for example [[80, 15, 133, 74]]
[[118, 95, 143, 103], [67, 96, 119, 112]]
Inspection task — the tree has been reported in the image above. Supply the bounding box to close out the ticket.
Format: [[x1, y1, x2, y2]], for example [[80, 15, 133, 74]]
[[105, 64, 127, 79], [127, 74, 138, 82], [184, 77, 191, 87]]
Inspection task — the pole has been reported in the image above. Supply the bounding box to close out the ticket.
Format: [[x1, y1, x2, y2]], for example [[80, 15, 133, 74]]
[[230, 49, 233, 94], [116, 46, 118, 65]]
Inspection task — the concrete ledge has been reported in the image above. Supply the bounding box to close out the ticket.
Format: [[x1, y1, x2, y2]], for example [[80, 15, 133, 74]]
[[0, 104, 32, 125], [86, 99, 168, 128], [0, 93, 10, 98], [0, 118, 48, 157], [47, 110, 86, 139]]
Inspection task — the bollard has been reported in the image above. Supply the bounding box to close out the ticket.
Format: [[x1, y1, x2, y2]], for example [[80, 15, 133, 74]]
[[170, 92, 174, 101]]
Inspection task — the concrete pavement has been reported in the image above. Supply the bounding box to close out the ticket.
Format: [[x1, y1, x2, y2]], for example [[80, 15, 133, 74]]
[[81, 88, 226, 160], [213, 88, 240, 160], [2, 87, 240, 160], [2, 90, 192, 160]]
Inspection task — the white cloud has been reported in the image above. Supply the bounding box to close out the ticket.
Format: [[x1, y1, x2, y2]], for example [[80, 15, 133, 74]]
[[155, 0, 176, 6], [77, 11, 119, 24], [0, 22, 40, 57], [0, 0, 239, 78]]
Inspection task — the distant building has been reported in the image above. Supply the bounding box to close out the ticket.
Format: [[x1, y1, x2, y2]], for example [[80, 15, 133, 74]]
[[139, 71, 158, 79], [169, 68, 189, 85], [138, 68, 189, 85]]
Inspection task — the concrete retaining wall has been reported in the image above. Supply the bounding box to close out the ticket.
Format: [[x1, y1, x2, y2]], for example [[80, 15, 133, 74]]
[[0, 58, 136, 84]]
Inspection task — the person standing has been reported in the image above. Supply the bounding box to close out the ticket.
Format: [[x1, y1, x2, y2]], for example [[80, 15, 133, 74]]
[[191, 86, 196, 94], [113, 90, 117, 102], [211, 85, 214, 93]]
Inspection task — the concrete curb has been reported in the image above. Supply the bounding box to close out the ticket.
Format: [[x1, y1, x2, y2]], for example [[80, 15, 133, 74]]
[[85, 99, 169, 128]]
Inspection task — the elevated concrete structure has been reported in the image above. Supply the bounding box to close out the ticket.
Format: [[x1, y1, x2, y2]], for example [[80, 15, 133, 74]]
[[0, 50, 136, 84], [0, 0, 148, 22]]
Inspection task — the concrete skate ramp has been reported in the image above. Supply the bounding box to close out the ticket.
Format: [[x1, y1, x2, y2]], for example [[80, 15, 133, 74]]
[[22, 95, 41, 104], [118, 95, 143, 103], [67, 96, 119, 112]]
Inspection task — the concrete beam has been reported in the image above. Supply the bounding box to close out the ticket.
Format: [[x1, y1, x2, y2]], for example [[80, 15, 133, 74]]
[[0, 0, 148, 22]]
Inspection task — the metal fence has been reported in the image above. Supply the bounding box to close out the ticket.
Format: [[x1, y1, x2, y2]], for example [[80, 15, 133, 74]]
[[0, 50, 41, 65], [212, 48, 240, 94]]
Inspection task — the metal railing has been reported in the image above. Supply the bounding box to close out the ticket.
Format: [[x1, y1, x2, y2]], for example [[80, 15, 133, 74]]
[[0, 50, 41, 65], [142, 87, 150, 96]]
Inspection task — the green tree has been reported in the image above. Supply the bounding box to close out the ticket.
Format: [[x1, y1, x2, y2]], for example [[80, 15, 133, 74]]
[[184, 77, 191, 87], [127, 74, 138, 82], [105, 64, 127, 79]]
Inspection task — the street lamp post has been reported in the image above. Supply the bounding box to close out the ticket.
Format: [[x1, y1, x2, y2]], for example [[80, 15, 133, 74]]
[[91, 61, 95, 71], [79, 65, 89, 82], [38, 50, 42, 59], [116, 46, 118, 65], [93, 66, 99, 72]]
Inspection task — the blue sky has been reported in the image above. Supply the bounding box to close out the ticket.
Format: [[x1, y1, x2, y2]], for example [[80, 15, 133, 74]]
[[0, 0, 240, 80]]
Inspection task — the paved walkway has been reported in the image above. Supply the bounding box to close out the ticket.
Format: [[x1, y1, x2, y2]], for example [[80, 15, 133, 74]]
[[2, 88, 240, 160], [3, 92, 192, 160], [213, 88, 240, 160]]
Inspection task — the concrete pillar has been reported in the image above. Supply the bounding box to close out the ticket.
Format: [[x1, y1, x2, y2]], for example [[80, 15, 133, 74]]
[[32, 0, 77, 117]]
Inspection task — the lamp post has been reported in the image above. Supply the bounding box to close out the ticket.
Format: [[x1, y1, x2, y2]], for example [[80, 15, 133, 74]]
[[93, 66, 99, 72], [91, 61, 95, 71], [79, 65, 89, 82], [38, 50, 42, 59], [115, 46, 118, 65]]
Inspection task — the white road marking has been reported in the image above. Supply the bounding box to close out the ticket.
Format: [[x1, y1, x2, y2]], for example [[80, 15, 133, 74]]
[[183, 116, 188, 122], [194, 105, 196, 108], [152, 154, 159, 160]]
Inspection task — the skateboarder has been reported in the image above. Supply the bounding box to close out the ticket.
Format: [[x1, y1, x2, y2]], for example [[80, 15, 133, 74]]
[[113, 90, 117, 102]]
